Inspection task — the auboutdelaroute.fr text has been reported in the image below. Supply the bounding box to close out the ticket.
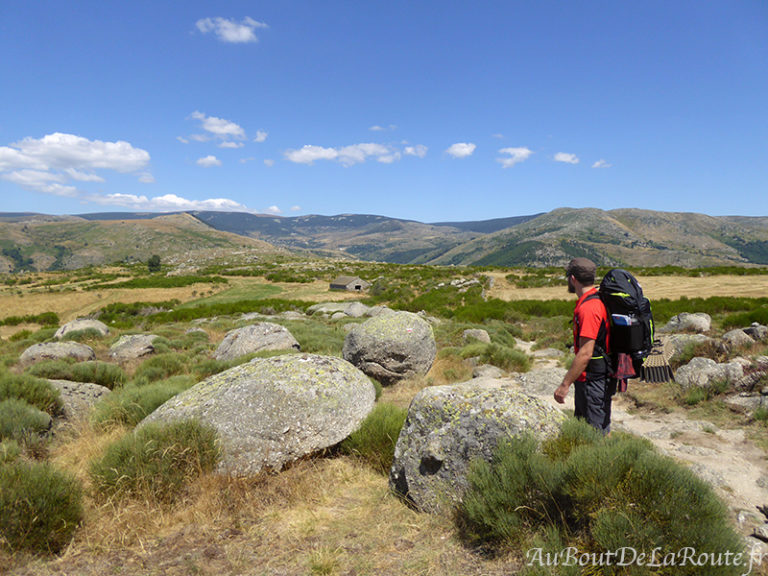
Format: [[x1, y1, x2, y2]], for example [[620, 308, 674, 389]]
[[526, 546, 768, 575]]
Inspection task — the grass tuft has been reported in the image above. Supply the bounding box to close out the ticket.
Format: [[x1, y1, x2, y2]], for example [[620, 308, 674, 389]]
[[89, 419, 220, 504]]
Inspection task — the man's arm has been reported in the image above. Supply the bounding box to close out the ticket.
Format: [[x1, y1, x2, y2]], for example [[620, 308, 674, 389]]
[[554, 337, 596, 404]]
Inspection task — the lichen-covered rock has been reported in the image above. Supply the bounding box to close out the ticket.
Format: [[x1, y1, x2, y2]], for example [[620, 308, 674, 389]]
[[675, 357, 744, 391], [140, 354, 376, 476], [745, 323, 768, 342], [510, 366, 568, 396], [462, 329, 491, 344], [109, 334, 158, 361], [660, 312, 711, 334], [54, 318, 110, 339], [664, 334, 717, 360], [722, 329, 756, 349], [214, 322, 300, 361], [48, 379, 112, 423], [20, 342, 96, 365], [342, 311, 436, 385], [389, 377, 566, 512]]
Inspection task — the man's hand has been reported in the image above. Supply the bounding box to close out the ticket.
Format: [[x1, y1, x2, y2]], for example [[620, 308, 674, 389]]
[[554, 382, 570, 404]]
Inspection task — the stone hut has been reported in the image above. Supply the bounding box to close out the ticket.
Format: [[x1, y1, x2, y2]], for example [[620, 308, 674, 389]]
[[330, 275, 370, 292]]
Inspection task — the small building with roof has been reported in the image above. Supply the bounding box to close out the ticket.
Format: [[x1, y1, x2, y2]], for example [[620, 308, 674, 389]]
[[330, 275, 370, 292]]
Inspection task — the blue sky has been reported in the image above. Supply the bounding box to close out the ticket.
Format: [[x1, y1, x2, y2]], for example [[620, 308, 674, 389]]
[[0, 1, 766, 222]]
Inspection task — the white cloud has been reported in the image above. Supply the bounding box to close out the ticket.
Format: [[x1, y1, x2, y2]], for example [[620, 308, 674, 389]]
[[3, 133, 149, 173], [254, 130, 268, 143], [264, 205, 281, 214], [263, 159, 275, 167], [196, 155, 222, 167], [290, 205, 301, 212], [554, 152, 579, 165], [492, 133, 504, 139], [592, 159, 612, 168], [138, 173, 155, 184], [497, 147, 533, 168], [191, 111, 246, 140], [369, 124, 397, 132], [404, 144, 428, 158], [0, 132, 152, 196], [284, 142, 401, 166], [94, 193, 250, 212], [285, 145, 338, 165], [64, 168, 105, 182], [196, 17, 268, 44], [446, 142, 476, 158], [177, 136, 190, 144], [219, 141, 244, 149]]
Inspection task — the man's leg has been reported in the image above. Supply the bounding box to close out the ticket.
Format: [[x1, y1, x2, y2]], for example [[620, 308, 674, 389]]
[[582, 375, 612, 434]]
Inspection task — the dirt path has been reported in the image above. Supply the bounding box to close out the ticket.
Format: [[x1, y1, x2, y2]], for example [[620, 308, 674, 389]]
[[515, 339, 768, 541]]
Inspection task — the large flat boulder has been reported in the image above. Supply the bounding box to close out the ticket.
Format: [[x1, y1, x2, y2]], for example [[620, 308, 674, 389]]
[[214, 322, 300, 361], [48, 379, 112, 423], [342, 311, 436, 385], [54, 319, 110, 339], [675, 357, 744, 391], [660, 312, 711, 334], [140, 354, 376, 476], [20, 342, 96, 365], [389, 377, 566, 512], [109, 334, 159, 361]]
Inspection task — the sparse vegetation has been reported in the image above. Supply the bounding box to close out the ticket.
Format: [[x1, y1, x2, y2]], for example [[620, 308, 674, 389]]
[[340, 403, 408, 474], [458, 418, 744, 575], [1, 258, 767, 574], [89, 419, 220, 503], [0, 460, 83, 554]]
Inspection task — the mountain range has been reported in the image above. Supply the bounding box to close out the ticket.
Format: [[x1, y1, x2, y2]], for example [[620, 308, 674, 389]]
[[1, 208, 767, 272]]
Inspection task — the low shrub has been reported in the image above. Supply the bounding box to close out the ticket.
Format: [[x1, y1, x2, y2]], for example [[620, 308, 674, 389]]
[[0, 439, 21, 464], [0, 373, 62, 416], [89, 419, 220, 503], [340, 403, 407, 474], [0, 460, 83, 553], [459, 342, 531, 372], [28, 360, 125, 389], [131, 353, 189, 386], [0, 398, 51, 444], [92, 376, 195, 427], [60, 328, 106, 343], [458, 418, 744, 575]]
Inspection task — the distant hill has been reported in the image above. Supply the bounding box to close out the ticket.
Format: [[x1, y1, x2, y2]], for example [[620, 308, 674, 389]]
[[0, 212, 282, 273], [1, 208, 767, 271]]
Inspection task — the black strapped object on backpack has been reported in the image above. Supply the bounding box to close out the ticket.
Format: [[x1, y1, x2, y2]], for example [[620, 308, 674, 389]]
[[598, 268, 655, 375]]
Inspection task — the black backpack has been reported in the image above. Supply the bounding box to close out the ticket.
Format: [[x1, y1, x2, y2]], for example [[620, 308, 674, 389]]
[[598, 269, 654, 368]]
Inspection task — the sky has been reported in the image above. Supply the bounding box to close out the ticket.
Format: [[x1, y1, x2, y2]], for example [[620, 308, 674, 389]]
[[0, 1, 766, 222]]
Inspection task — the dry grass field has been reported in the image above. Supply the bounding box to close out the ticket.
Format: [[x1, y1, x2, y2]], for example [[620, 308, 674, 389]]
[[486, 271, 768, 301]]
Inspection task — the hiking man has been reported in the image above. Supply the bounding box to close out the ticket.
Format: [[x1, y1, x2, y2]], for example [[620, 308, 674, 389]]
[[554, 257, 615, 433]]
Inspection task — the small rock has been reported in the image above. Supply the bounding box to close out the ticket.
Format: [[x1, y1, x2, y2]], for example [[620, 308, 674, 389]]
[[54, 318, 110, 339]]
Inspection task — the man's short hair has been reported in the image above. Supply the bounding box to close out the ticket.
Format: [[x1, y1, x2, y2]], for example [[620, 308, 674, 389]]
[[566, 257, 597, 285]]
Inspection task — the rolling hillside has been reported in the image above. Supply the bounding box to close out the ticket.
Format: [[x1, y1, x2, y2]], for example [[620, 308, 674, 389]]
[[1, 207, 767, 272], [0, 212, 284, 273]]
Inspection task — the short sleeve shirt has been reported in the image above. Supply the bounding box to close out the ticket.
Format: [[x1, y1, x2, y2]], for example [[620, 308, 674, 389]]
[[573, 287, 609, 382]]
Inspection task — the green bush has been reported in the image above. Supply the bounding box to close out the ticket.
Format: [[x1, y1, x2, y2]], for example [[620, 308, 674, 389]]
[[0, 398, 51, 444], [0, 440, 21, 464], [340, 403, 407, 474], [0, 373, 62, 416], [458, 418, 744, 575], [28, 360, 125, 389], [0, 460, 83, 553], [459, 342, 531, 372], [60, 328, 106, 343], [89, 419, 220, 503], [92, 376, 195, 427], [131, 353, 189, 385]]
